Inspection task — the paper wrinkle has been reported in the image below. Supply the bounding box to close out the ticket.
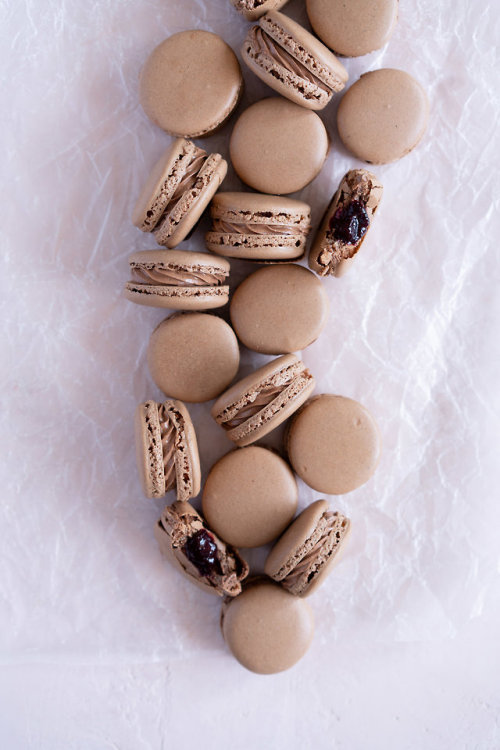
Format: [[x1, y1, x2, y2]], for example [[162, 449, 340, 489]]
[[1, 0, 500, 666]]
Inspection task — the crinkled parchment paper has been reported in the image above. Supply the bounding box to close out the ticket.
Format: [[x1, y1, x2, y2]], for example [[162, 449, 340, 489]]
[[1, 0, 499, 746]]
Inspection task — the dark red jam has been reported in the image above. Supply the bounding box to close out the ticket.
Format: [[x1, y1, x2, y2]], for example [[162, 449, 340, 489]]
[[183, 529, 221, 577], [329, 200, 369, 245]]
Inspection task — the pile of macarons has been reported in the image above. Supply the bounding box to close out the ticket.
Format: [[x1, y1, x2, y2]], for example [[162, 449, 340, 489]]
[[126, 0, 429, 674]]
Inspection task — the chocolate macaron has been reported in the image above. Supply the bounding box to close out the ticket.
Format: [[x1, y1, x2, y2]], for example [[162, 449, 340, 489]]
[[202, 446, 298, 547], [148, 313, 240, 403], [230, 264, 329, 353], [139, 31, 243, 138], [337, 69, 429, 164], [221, 579, 314, 673], [230, 0, 290, 21], [154, 501, 249, 597], [211, 354, 315, 447], [125, 250, 230, 310], [134, 399, 201, 500], [230, 98, 329, 194], [132, 139, 227, 249], [309, 169, 383, 277], [206, 192, 311, 261], [242, 11, 348, 110], [265, 500, 351, 596], [306, 0, 399, 57], [286, 394, 381, 494]]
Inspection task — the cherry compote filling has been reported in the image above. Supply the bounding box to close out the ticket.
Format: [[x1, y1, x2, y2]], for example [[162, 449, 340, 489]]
[[183, 529, 222, 577], [328, 200, 369, 245]]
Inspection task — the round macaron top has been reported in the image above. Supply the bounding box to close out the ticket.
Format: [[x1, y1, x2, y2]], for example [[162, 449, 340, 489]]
[[230, 98, 329, 194], [139, 31, 243, 138], [306, 0, 398, 57], [221, 579, 314, 673], [260, 11, 349, 90], [230, 264, 329, 354], [210, 191, 311, 225], [147, 313, 240, 403], [202, 446, 298, 547], [337, 69, 429, 164], [286, 394, 381, 494]]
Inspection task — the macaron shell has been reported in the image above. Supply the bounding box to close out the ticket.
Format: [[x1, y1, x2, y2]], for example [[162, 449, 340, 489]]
[[169, 400, 201, 499], [230, 98, 329, 194], [265, 499, 330, 577], [230, 0, 291, 21], [221, 580, 314, 673], [337, 69, 429, 164], [306, 0, 398, 57], [132, 139, 196, 231], [134, 401, 165, 499], [124, 285, 230, 310], [154, 154, 228, 248], [139, 31, 243, 138], [287, 394, 382, 494], [147, 313, 240, 403], [302, 521, 351, 597], [205, 234, 305, 261], [202, 446, 298, 548], [230, 264, 329, 354]]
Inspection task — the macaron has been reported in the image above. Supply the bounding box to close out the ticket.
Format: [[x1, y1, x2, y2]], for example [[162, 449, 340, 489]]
[[286, 394, 382, 494], [124, 250, 230, 310], [230, 98, 329, 194], [242, 12, 348, 111], [230, 0, 290, 21], [132, 139, 227, 249], [211, 354, 315, 447], [230, 264, 329, 353], [148, 313, 240, 403], [154, 501, 249, 597], [134, 399, 201, 500], [306, 0, 399, 57], [221, 579, 314, 673], [308, 169, 383, 277], [139, 31, 243, 138], [337, 69, 429, 164], [202, 446, 298, 548], [265, 500, 351, 596], [205, 192, 311, 261]]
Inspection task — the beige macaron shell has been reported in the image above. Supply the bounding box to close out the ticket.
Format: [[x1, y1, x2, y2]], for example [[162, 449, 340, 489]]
[[125, 249, 230, 310], [306, 0, 398, 57], [154, 154, 228, 248], [337, 69, 429, 164], [168, 400, 201, 499], [132, 139, 196, 230], [230, 264, 329, 354], [134, 401, 165, 499], [287, 394, 381, 494], [230, 98, 329, 194], [221, 580, 314, 673], [139, 31, 243, 138], [147, 313, 240, 403], [202, 446, 298, 548], [230, 0, 290, 21]]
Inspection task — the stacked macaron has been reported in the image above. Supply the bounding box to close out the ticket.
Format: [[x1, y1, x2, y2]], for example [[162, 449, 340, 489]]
[[120, 0, 430, 674]]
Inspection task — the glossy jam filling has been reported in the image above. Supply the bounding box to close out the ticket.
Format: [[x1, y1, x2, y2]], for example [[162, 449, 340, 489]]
[[183, 529, 222, 577], [328, 200, 370, 245]]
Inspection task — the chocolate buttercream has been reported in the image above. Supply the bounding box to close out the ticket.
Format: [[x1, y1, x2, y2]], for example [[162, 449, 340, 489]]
[[158, 405, 177, 491], [131, 265, 226, 286], [212, 218, 305, 236]]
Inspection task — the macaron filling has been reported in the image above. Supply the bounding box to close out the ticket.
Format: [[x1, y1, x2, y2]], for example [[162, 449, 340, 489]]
[[152, 146, 208, 231], [245, 25, 331, 102], [130, 263, 227, 287], [278, 511, 350, 594], [158, 403, 180, 492], [212, 217, 306, 237], [157, 503, 249, 596]]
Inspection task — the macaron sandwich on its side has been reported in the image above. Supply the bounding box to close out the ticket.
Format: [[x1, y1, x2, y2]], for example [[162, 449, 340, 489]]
[[230, 0, 291, 21], [134, 399, 201, 501], [124, 250, 230, 310], [265, 499, 351, 597], [242, 11, 348, 110], [211, 354, 315, 447], [309, 169, 383, 277], [206, 192, 311, 261], [132, 138, 227, 249], [154, 501, 249, 597]]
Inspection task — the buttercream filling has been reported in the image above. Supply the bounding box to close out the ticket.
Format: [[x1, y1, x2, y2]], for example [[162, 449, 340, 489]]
[[247, 26, 330, 95], [283, 512, 349, 588], [157, 147, 208, 225], [212, 218, 305, 236], [130, 265, 226, 286], [222, 385, 284, 429], [158, 405, 177, 492]]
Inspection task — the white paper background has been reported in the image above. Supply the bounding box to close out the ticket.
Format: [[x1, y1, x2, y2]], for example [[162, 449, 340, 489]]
[[1, 0, 499, 747]]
